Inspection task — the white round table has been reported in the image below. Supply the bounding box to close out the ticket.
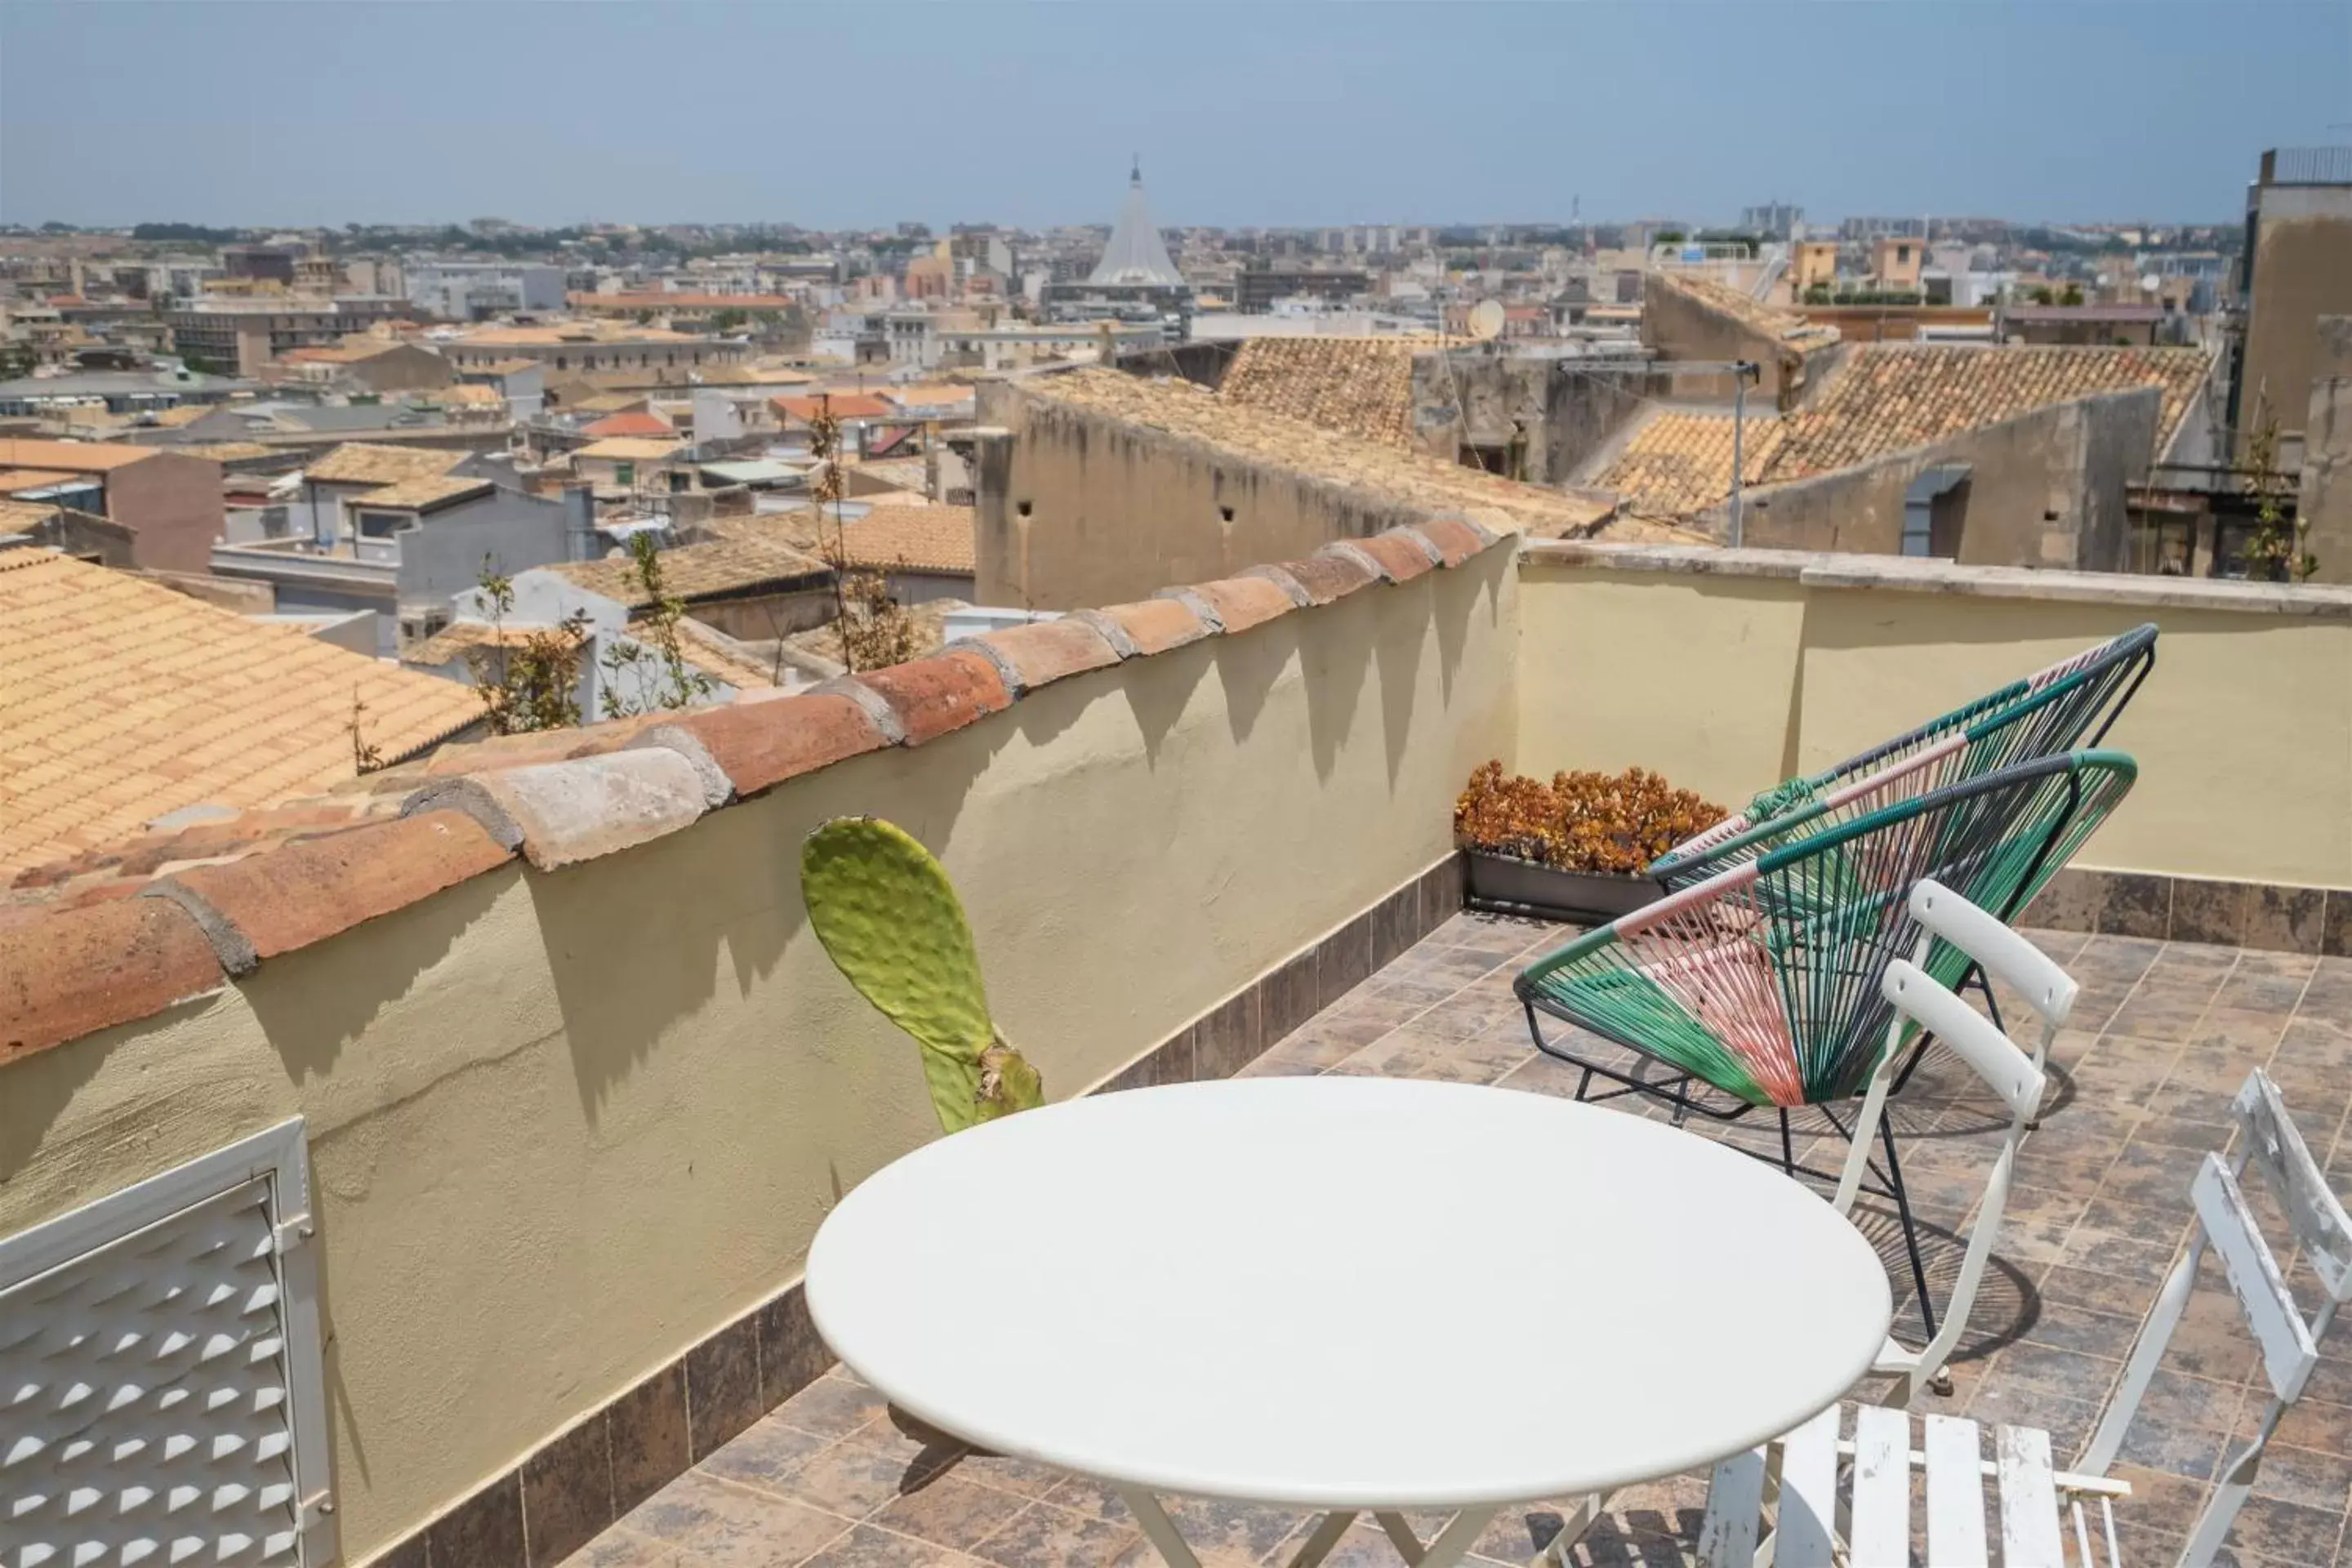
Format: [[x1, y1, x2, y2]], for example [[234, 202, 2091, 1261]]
[[807, 1076, 1891, 1567]]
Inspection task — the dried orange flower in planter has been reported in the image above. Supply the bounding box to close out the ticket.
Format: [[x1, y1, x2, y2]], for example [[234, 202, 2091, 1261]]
[[1454, 760, 1728, 876]]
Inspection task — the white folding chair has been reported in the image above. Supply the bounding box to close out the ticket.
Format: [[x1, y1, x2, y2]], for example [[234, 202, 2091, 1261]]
[[1839, 875, 2079, 1407], [1701, 1053, 2352, 1566], [1544, 881, 2074, 1565]]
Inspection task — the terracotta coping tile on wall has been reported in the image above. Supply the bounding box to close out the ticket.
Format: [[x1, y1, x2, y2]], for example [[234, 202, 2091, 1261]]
[[971, 618, 1122, 693], [1098, 597, 1212, 657], [662, 693, 892, 799], [143, 810, 515, 975], [1183, 577, 1298, 636], [853, 648, 1013, 746], [1278, 551, 1380, 606], [2, 898, 224, 1062], [1353, 529, 1443, 583], [1414, 517, 1491, 568]]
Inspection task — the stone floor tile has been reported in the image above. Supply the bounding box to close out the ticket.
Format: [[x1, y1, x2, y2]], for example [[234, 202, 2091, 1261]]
[[971, 1500, 1145, 1566], [777, 1440, 962, 1520], [864, 1473, 1028, 1552], [698, 1417, 835, 1494], [776, 1374, 892, 1440], [802, 1525, 982, 1566], [617, 1470, 856, 1566]]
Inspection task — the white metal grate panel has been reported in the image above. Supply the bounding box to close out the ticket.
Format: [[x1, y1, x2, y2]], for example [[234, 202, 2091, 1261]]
[[0, 1122, 333, 1567]]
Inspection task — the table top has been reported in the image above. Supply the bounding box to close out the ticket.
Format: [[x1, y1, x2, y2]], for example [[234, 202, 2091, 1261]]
[[806, 1076, 1891, 1511]]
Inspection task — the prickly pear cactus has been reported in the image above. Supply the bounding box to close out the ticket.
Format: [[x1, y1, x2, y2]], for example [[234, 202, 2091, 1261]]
[[800, 817, 1044, 1133]]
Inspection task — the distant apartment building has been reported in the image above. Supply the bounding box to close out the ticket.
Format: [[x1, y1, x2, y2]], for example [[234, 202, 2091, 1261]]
[[407, 261, 568, 321], [220, 243, 302, 285], [437, 323, 751, 376], [1741, 202, 1804, 239], [1235, 262, 1370, 314], [165, 295, 407, 376], [2229, 147, 2352, 459]]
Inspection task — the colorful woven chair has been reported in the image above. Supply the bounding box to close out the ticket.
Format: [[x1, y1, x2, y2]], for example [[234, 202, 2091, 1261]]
[[1651, 623, 2155, 889], [1516, 751, 2136, 1334]]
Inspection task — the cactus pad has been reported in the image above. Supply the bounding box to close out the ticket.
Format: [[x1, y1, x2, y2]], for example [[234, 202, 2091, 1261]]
[[800, 817, 1043, 1132]]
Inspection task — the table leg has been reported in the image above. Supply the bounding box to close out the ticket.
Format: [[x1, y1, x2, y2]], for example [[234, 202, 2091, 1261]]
[[1376, 1507, 1499, 1568], [1116, 1486, 1205, 1568], [1284, 1509, 1360, 1566]]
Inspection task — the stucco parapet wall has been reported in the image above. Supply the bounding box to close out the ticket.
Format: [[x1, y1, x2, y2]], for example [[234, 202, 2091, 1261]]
[[1520, 539, 2352, 620], [0, 520, 1512, 1065]]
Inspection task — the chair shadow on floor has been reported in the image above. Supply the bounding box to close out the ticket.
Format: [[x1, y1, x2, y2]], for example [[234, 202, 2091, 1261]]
[[1842, 1199, 2042, 1365]]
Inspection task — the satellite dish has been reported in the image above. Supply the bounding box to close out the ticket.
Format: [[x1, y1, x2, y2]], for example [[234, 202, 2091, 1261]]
[[1467, 300, 1506, 341], [2139, 274, 2160, 294]]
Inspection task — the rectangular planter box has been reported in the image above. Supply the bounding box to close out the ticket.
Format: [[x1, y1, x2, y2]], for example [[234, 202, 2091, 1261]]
[[1461, 849, 1664, 925]]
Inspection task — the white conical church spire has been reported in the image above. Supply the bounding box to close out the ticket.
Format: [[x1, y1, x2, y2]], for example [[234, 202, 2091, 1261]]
[[1088, 158, 1185, 287]]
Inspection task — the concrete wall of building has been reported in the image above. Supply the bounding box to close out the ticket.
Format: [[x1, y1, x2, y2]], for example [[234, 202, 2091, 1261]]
[[1517, 543, 2352, 891], [2240, 184, 2352, 456], [0, 546, 1519, 1563], [688, 587, 836, 642], [1641, 276, 1829, 408], [347, 343, 457, 395], [1728, 387, 2161, 571], [105, 449, 225, 573], [972, 385, 1457, 608], [2300, 315, 2352, 585], [395, 491, 578, 615], [1409, 350, 1664, 484]]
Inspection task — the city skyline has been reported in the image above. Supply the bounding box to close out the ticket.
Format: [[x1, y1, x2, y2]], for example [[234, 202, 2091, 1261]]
[[4, 1, 2347, 232]]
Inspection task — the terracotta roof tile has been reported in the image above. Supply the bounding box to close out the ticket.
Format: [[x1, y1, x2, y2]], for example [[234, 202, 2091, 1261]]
[[0, 438, 159, 474], [1592, 344, 2212, 518], [1771, 343, 2212, 478], [831, 506, 976, 577], [0, 548, 481, 875], [303, 443, 466, 486], [1217, 337, 1425, 448], [354, 473, 494, 511], [574, 436, 684, 462], [581, 411, 676, 439], [545, 532, 831, 609]]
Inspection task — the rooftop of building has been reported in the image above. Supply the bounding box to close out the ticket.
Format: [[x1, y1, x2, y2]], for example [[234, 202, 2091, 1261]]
[[1592, 343, 2215, 518], [0, 545, 481, 876], [0, 436, 166, 473], [4, 430, 2350, 1568], [301, 442, 466, 487], [1216, 336, 1425, 449], [829, 504, 977, 577], [544, 528, 833, 609], [1021, 368, 1687, 544], [579, 411, 677, 440], [354, 472, 496, 512]]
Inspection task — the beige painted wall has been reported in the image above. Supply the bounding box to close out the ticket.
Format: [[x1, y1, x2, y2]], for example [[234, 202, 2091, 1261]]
[[972, 389, 1443, 610], [1519, 559, 2352, 889], [0, 548, 1517, 1562]]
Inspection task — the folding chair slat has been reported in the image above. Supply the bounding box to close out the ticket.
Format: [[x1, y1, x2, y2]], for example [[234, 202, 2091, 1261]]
[[1924, 1414, 1989, 1568], [1848, 1405, 1912, 1568], [1698, 1449, 1767, 1568], [2194, 1152, 2320, 1401], [1776, 1404, 1842, 1568], [1997, 1423, 2065, 1567], [2234, 1069, 2352, 1301]]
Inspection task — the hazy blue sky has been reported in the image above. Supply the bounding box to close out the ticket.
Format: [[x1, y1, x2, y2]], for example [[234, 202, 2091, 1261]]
[[3, 2, 2346, 230]]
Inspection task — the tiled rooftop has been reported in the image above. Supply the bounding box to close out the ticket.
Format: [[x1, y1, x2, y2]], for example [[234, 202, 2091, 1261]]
[[568, 915, 2352, 1567], [832, 505, 977, 577], [1591, 344, 2215, 519], [1021, 369, 1699, 545], [1218, 336, 1426, 449], [0, 546, 481, 877], [302, 441, 465, 486], [547, 527, 833, 608]]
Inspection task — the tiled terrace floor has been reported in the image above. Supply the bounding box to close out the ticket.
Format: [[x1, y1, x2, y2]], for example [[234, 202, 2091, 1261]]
[[571, 914, 2352, 1567]]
